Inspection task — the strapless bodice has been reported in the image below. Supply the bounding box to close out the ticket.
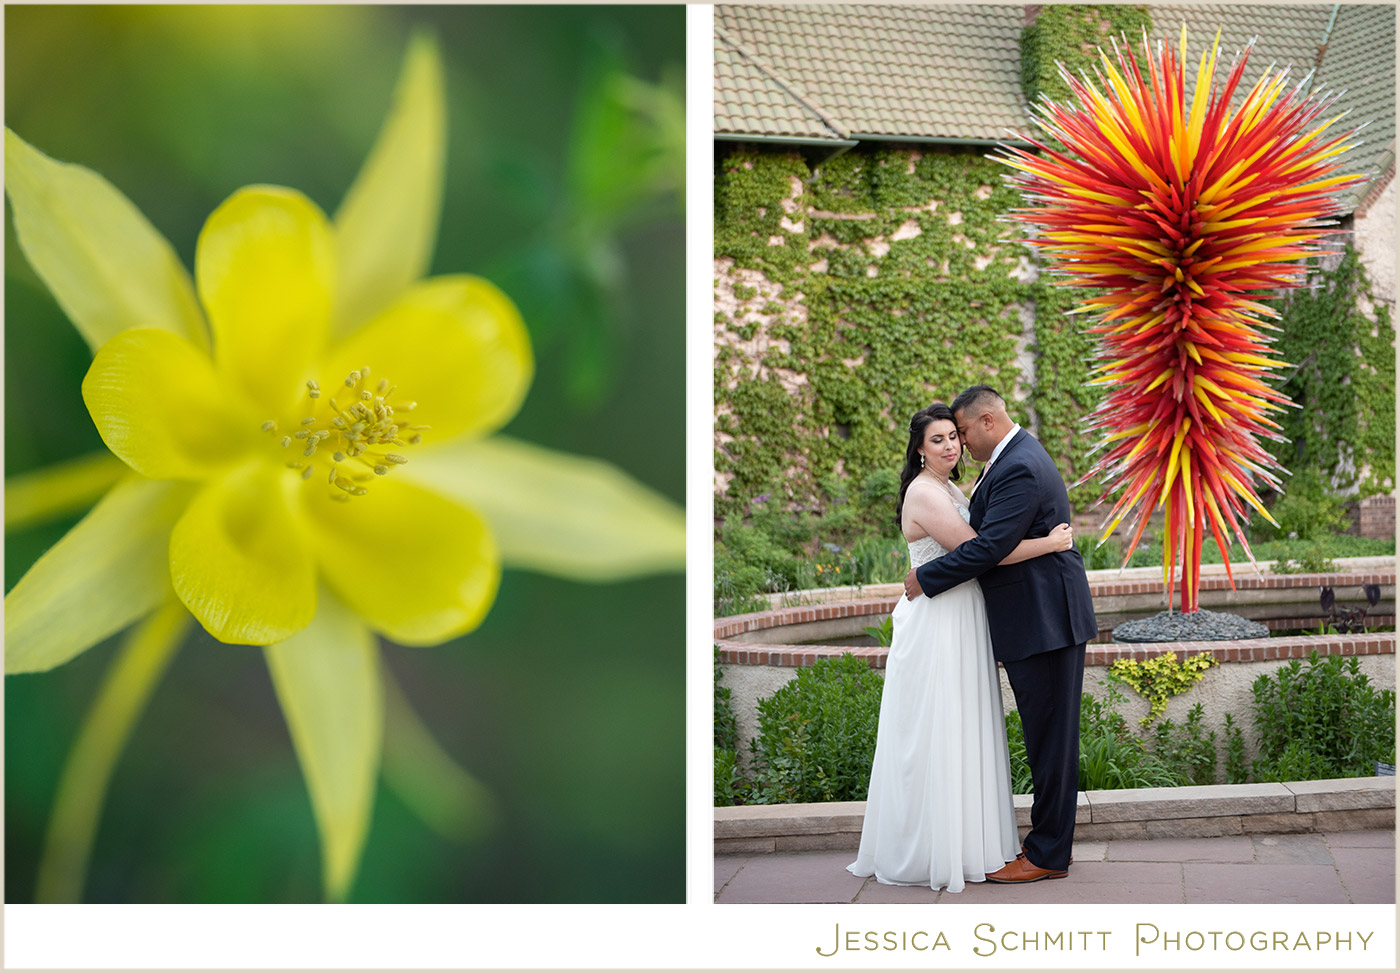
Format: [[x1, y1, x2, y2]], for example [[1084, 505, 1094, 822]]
[[906, 500, 971, 568]]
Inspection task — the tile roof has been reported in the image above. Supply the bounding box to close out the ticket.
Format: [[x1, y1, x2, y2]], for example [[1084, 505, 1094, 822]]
[[1146, 4, 1331, 79], [713, 4, 1395, 210], [1314, 4, 1397, 211], [715, 28, 844, 140], [714, 4, 1028, 143], [1147, 5, 1395, 212]]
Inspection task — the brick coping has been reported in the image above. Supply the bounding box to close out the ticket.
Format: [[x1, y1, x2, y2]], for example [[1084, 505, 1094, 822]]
[[739, 556, 1396, 611], [714, 776, 1396, 839], [716, 567, 1396, 668], [716, 569, 1397, 639], [717, 633, 1397, 669]]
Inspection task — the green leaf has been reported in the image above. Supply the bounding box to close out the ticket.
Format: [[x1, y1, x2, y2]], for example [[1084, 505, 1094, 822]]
[[4, 128, 208, 353], [5, 474, 195, 674], [264, 590, 382, 902], [331, 32, 445, 338], [567, 49, 684, 228], [402, 435, 684, 581]]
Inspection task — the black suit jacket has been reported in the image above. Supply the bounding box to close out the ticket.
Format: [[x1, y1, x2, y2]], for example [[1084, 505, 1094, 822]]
[[915, 428, 1097, 662]]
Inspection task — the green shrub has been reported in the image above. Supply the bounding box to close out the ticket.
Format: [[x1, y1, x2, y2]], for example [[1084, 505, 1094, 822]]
[[858, 467, 901, 514], [1255, 468, 1350, 543], [1250, 651, 1396, 782], [1077, 683, 1183, 790], [748, 654, 883, 804], [715, 647, 749, 805], [846, 534, 908, 586], [747, 493, 819, 551], [1005, 709, 1034, 794], [1151, 703, 1218, 786], [1125, 533, 1393, 572], [1012, 684, 1185, 793], [814, 503, 864, 543], [1223, 713, 1249, 784], [714, 747, 747, 806], [1267, 740, 1338, 783], [714, 512, 797, 614], [1272, 546, 1339, 575], [714, 646, 738, 751], [1077, 534, 1122, 571]]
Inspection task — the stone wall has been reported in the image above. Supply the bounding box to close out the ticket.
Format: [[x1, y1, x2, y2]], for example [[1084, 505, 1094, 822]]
[[1354, 172, 1396, 307]]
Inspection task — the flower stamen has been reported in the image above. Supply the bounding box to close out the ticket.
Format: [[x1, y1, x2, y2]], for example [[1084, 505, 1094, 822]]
[[264, 367, 419, 500]]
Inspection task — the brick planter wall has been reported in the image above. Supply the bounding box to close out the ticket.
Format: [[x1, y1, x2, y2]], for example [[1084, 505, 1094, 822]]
[[715, 565, 1397, 778]]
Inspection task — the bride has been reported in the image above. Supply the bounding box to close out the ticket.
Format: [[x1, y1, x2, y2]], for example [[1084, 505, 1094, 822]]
[[847, 403, 1073, 892]]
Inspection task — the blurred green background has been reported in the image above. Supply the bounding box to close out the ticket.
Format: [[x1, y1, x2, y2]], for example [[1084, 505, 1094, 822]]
[[5, 5, 684, 903]]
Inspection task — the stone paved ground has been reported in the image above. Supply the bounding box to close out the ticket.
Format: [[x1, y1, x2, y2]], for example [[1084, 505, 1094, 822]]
[[714, 831, 1395, 904]]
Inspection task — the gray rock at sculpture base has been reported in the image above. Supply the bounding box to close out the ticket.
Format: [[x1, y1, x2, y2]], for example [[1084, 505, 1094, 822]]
[[1113, 608, 1269, 643]]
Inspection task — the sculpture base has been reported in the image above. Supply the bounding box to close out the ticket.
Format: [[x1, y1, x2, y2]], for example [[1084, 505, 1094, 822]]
[[1112, 609, 1270, 643]]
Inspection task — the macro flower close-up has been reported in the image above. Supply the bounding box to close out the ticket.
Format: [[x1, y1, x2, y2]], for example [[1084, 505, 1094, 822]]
[[6, 6, 685, 905], [12, 143, 531, 654]]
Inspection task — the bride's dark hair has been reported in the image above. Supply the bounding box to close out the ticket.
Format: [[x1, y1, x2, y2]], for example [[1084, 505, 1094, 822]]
[[894, 403, 962, 526]]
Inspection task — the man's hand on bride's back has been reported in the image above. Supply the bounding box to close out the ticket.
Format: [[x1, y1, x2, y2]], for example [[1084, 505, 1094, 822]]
[[1050, 522, 1073, 552]]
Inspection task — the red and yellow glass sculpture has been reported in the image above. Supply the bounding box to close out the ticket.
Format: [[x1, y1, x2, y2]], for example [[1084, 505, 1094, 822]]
[[1000, 28, 1363, 612]]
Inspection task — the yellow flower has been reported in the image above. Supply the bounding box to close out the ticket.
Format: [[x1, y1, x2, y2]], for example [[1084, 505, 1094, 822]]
[[76, 185, 526, 646], [4, 35, 683, 902]]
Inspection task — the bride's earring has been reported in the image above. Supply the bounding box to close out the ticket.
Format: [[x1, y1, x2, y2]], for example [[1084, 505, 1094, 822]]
[[920, 454, 925, 469]]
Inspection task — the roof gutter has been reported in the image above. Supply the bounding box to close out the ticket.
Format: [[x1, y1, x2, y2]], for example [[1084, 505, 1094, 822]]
[[714, 133, 859, 147], [846, 133, 1034, 149], [715, 132, 1033, 151]]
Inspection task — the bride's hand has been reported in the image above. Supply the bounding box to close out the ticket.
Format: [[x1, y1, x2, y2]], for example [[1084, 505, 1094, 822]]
[[1049, 522, 1073, 552]]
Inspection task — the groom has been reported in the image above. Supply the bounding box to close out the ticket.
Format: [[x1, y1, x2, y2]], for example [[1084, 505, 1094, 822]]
[[903, 385, 1097, 883]]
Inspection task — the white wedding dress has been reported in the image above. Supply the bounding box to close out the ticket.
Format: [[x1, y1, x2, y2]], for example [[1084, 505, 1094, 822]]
[[846, 499, 1019, 892]]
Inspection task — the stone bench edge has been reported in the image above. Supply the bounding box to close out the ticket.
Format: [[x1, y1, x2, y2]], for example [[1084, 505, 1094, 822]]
[[714, 777, 1396, 841]]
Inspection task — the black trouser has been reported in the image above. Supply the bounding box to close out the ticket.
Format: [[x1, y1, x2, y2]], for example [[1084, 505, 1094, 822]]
[[1002, 642, 1086, 870]]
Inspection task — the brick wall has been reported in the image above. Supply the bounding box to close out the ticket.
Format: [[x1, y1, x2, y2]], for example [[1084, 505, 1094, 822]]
[[1358, 495, 1397, 540]]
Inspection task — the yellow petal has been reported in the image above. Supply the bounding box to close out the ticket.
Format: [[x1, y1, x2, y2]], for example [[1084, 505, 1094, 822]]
[[35, 601, 189, 903], [195, 186, 334, 415], [81, 329, 259, 480], [403, 436, 684, 580], [322, 275, 531, 442], [303, 477, 499, 645], [4, 128, 208, 353], [332, 33, 445, 338], [5, 451, 128, 532], [381, 667, 495, 843], [5, 475, 195, 674], [264, 589, 381, 903], [169, 463, 317, 644]]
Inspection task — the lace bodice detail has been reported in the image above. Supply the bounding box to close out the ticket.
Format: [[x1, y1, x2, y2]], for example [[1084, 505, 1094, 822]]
[[906, 498, 971, 568]]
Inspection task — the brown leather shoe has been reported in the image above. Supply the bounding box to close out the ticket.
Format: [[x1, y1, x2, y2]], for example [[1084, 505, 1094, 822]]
[[987, 854, 1068, 883], [1022, 844, 1073, 866]]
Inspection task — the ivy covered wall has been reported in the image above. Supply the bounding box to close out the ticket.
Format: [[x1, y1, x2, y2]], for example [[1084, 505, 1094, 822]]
[[718, 148, 1026, 516], [714, 3, 1395, 528], [1273, 246, 1396, 497], [1020, 5, 1153, 106], [713, 143, 1123, 519]]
